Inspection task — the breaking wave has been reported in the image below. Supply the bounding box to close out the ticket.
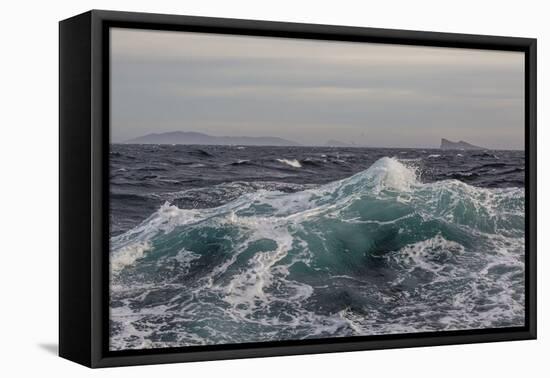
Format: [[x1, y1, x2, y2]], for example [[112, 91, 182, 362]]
[[110, 157, 525, 350], [276, 158, 302, 168]]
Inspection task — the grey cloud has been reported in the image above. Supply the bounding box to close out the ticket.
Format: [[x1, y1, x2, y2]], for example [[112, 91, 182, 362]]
[[110, 28, 524, 149]]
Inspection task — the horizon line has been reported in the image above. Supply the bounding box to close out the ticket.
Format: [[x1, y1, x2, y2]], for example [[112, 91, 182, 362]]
[[110, 141, 524, 151], [114, 130, 523, 150]]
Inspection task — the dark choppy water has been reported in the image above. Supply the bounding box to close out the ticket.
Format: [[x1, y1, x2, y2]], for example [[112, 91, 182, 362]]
[[109, 144, 525, 351]]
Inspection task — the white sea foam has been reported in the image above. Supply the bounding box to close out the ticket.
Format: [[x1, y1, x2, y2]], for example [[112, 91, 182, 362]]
[[390, 234, 465, 277], [276, 158, 302, 168], [223, 218, 296, 312], [111, 241, 151, 273]]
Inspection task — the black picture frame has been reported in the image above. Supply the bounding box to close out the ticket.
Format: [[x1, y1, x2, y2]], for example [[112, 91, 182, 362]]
[[59, 9, 537, 368]]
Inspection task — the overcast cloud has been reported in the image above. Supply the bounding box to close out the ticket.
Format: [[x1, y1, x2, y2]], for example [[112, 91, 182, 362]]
[[111, 28, 524, 149]]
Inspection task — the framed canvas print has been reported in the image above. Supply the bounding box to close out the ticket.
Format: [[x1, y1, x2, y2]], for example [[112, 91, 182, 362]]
[[59, 10, 537, 368]]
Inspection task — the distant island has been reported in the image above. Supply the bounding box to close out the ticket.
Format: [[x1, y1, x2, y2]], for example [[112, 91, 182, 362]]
[[125, 131, 301, 146], [440, 138, 485, 150]]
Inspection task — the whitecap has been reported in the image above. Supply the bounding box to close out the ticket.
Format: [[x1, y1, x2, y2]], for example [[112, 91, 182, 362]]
[[276, 158, 302, 168], [111, 241, 151, 273]]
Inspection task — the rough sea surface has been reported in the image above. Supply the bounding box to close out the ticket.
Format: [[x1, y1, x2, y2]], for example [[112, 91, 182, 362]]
[[109, 144, 525, 351]]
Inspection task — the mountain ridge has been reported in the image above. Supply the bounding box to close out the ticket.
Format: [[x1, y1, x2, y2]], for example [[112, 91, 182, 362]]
[[125, 131, 301, 146]]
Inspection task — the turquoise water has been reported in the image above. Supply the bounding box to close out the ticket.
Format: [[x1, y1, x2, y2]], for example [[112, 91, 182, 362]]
[[110, 157, 525, 350]]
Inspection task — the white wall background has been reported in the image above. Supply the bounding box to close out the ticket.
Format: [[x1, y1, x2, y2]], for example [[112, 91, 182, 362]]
[[0, 0, 546, 375]]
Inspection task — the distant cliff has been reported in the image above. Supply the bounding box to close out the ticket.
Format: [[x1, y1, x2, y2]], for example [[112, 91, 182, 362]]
[[440, 138, 484, 150], [125, 131, 301, 146]]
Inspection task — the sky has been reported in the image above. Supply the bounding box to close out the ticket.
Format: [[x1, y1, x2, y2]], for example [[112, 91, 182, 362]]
[[110, 28, 525, 149]]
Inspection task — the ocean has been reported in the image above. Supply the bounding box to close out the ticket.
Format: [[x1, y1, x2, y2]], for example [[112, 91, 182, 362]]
[[109, 144, 525, 350]]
